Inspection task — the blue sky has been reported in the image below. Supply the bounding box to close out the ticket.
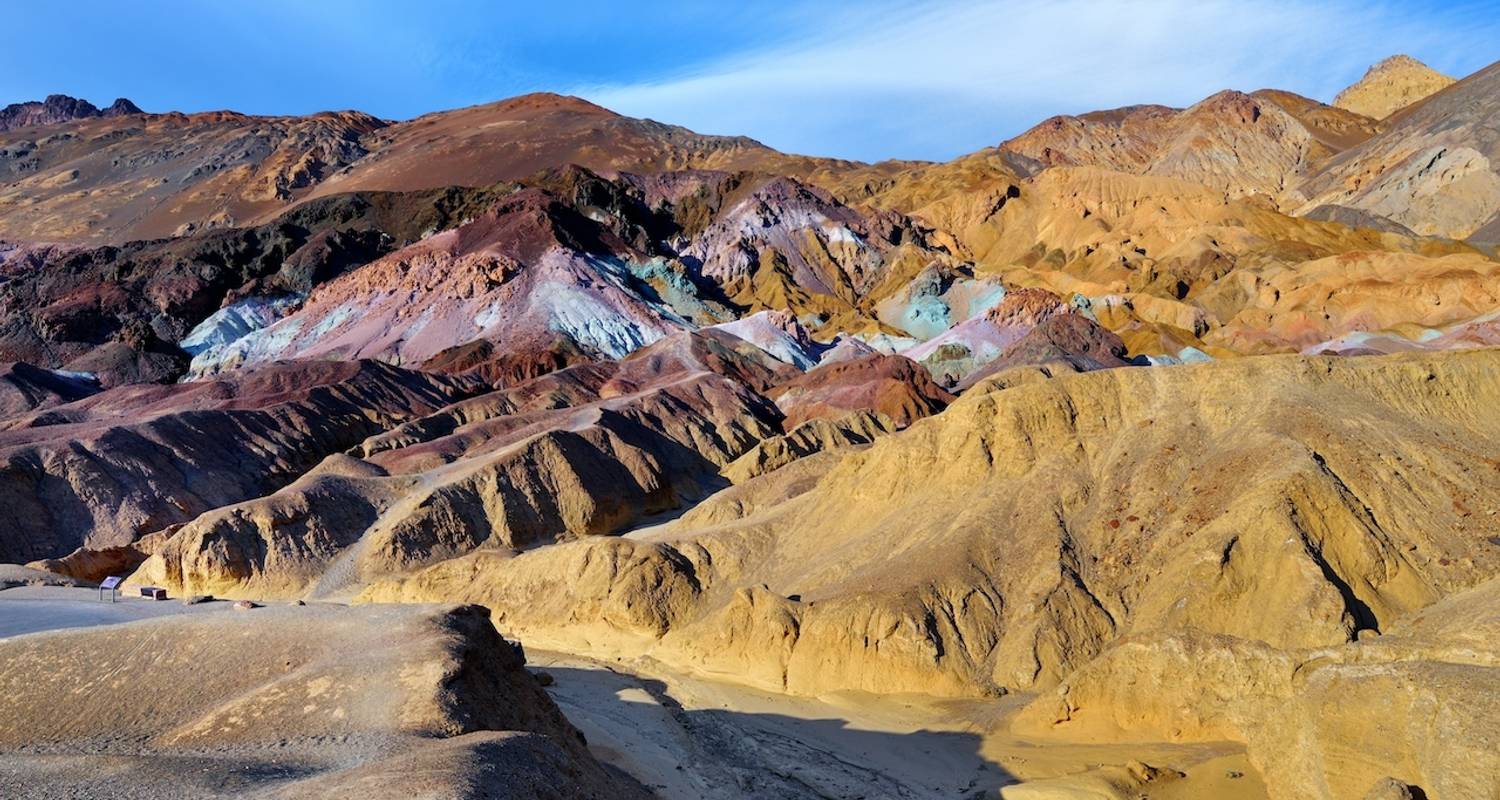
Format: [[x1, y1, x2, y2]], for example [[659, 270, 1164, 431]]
[[3, 0, 1498, 162]]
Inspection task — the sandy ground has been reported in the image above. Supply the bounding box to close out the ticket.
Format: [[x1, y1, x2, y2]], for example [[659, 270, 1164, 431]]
[[533, 650, 1005, 798], [0, 588, 1267, 799], [0, 585, 230, 640], [532, 650, 1269, 800]]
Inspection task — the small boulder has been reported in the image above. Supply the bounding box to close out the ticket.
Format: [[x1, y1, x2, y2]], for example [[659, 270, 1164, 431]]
[[1364, 778, 1424, 800], [1125, 760, 1183, 784], [232, 600, 260, 611]]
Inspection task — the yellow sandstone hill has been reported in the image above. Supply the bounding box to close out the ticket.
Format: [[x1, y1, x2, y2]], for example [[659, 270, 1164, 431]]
[[1014, 576, 1500, 799], [1332, 54, 1456, 121], [198, 350, 1494, 710]]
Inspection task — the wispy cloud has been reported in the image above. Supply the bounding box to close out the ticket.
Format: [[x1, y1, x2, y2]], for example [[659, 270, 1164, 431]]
[[577, 0, 1500, 161]]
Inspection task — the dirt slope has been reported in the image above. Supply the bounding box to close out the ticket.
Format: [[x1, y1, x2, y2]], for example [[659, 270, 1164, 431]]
[[0, 602, 647, 799]]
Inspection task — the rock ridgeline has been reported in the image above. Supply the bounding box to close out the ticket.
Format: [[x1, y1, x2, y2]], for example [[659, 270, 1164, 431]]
[[0, 94, 141, 132]]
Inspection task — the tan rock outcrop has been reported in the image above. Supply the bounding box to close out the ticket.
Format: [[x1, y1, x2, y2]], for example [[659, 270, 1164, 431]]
[[0, 603, 647, 798], [721, 411, 892, 484], [1000, 89, 1380, 206], [1014, 577, 1500, 800], [362, 350, 1500, 702], [1301, 59, 1500, 238]]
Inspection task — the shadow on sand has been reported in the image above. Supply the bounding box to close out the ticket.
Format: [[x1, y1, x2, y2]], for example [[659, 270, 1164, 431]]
[[539, 663, 1016, 800]]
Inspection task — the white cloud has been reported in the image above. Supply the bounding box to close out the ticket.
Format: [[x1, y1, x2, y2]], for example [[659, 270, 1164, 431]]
[[575, 0, 1500, 161]]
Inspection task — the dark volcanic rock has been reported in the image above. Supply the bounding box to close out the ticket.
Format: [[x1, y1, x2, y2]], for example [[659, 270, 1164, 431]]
[[0, 185, 511, 387], [0, 94, 141, 132], [0, 361, 99, 417], [102, 98, 143, 117]]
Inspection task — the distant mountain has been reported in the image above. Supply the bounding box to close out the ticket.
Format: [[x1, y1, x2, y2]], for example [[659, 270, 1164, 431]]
[[1332, 54, 1455, 120], [0, 94, 141, 132], [0, 92, 884, 246], [999, 90, 1378, 205], [1299, 58, 1500, 238]]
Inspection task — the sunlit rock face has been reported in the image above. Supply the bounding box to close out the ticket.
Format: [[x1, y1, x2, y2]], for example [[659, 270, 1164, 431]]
[[6, 51, 1500, 800]]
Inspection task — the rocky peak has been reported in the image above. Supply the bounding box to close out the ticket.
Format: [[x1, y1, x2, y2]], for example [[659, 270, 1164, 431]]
[[0, 94, 144, 132], [102, 97, 143, 116], [1333, 54, 1455, 120]]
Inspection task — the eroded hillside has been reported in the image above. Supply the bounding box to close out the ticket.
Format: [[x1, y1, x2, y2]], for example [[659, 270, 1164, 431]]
[[4, 52, 1500, 800]]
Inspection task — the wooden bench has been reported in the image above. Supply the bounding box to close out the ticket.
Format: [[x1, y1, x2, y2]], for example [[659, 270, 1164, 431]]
[[139, 586, 167, 601]]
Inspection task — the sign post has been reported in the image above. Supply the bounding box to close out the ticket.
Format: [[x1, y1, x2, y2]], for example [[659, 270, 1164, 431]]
[[99, 576, 122, 603]]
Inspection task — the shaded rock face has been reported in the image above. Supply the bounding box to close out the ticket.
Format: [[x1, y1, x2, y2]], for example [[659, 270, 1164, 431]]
[[0, 359, 468, 563], [1016, 577, 1500, 799], [722, 411, 893, 484], [1302, 203, 1417, 235], [129, 329, 789, 599], [0, 361, 98, 417], [0, 603, 649, 799], [420, 332, 597, 389], [0, 94, 141, 132]]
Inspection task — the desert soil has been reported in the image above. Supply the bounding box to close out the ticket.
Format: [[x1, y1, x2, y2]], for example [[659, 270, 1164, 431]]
[[532, 650, 1269, 800], [0, 585, 228, 640], [0, 587, 1268, 799]]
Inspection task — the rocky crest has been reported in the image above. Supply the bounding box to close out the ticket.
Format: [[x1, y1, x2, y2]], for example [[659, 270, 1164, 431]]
[[1333, 54, 1455, 120], [0, 94, 141, 132]]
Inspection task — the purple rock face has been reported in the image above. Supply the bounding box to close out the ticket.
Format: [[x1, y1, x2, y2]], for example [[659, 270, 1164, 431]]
[[0, 94, 142, 132]]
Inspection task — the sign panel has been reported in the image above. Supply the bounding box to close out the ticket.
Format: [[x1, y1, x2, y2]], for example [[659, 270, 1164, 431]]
[[100, 576, 122, 590]]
